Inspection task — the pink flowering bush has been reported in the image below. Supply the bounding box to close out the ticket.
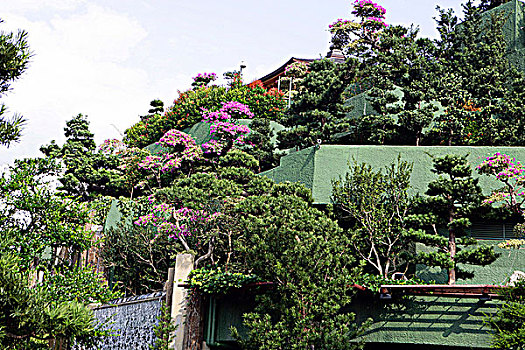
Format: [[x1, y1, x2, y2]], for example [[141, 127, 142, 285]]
[[192, 72, 217, 88], [329, 0, 388, 54], [220, 101, 255, 119], [352, 0, 387, 18], [478, 152, 525, 246], [477, 152, 525, 210], [137, 129, 203, 187], [201, 101, 254, 156], [124, 72, 286, 148], [99, 139, 127, 154], [134, 194, 221, 252]]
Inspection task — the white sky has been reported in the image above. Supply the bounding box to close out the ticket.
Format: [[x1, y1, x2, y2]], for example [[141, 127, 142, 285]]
[[0, 0, 468, 165]]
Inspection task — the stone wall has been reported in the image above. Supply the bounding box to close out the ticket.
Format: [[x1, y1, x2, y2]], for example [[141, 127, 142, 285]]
[[77, 291, 165, 350]]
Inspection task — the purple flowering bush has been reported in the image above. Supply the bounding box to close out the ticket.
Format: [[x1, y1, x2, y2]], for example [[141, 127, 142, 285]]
[[201, 101, 254, 157], [124, 72, 286, 149], [138, 129, 203, 187], [191, 72, 217, 88], [134, 194, 221, 254], [477, 152, 525, 209], [329, 0, 388, 54], [478, 152, 525, 246]]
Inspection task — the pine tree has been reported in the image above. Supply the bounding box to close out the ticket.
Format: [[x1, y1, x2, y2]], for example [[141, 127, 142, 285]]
[[242, 118, 279, 172], [0, 19, 31, 147], [408, 154, 500, 284], [432, 2, 514, 146], [277, 58, 358, 149], [41, 114, 125, 201], [140, 99, 164, 122]]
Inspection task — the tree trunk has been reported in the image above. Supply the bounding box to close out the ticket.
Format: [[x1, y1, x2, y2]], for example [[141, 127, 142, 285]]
[[183, 292, 206, 350], [448, 209, 456, 285], [448, 234, 456, 285]]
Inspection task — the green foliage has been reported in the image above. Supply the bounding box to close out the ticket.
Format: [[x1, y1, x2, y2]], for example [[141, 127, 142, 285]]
[[478, 0, 511, 11], [283, 1, 525, 149], [102, 150, 315, 296], [0, 157, 116, 346], [146, 167, 273, 268], [233, 195, 366, 349], [146, 99, 164, 117], [0, 18, 32, 147], [187, 266, 259, 295], [277, 58, 358, 148], [0, 158, 93, 270], [430, 2, 525, 146], [486, 280, 525, 349], [37, 265, 121, 304], [328, 0, 387, 58], [149, 303, 176, 350], [353, 273, 431, 293], [41, 114, 131, 201], [407, 154, 499, 284], [358, 25, 438, 145], [242, 118, 280, 172], [0, 247, 103, 349], [218, 148, 259, 172], [332, 156, 414, 278], [124, 82, 286, 149], [100, 199, 181, 295], [0, 108, 24, 148]]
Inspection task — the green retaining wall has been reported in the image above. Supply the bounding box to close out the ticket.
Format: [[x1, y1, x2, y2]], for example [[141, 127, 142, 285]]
[[261, 145, 525, 204], [103, 199, 123, 233], [204, 242, 525, 348], [205, 293, 253, 348], [344, 86, 404, 120], [353, 295, 498, 349], [485, 0, 525, 52], [417, 240, 525, 285], [204, 292, 500, 349]]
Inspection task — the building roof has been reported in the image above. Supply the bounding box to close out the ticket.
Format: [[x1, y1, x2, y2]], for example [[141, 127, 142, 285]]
[[257, 57, 316, 89], [256, 47, 346, 89]]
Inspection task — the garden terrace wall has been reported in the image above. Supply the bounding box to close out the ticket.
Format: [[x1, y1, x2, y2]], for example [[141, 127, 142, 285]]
[[352, 294, 497, 349], [261, 145, 525, 204], [79, 291, 165, 350]]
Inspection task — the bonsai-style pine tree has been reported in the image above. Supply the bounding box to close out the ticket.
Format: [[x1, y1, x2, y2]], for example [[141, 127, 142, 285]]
[[139, 99, 164, 122], [359, 24, 439, 145], [409, 154, 499, 284], [40, 114, 126, 201]]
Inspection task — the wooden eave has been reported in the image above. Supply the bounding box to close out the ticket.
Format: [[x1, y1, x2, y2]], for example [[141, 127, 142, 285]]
[[379, 284, 508, 299], [258, 57, 315, 89]]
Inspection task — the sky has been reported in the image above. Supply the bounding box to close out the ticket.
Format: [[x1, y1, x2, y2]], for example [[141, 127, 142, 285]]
[[1, 0, 469, 165]]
